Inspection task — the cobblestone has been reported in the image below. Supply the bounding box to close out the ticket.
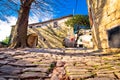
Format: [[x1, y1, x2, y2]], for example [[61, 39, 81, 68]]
[[0, 48, 120, 80]]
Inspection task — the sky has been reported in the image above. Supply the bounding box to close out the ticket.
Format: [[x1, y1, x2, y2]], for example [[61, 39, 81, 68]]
[[55, 0, 88, 18], [0, 0, 88, 41]]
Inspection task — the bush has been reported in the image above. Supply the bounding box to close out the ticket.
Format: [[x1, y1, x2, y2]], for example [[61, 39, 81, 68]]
[[1, 37, 10, 45]]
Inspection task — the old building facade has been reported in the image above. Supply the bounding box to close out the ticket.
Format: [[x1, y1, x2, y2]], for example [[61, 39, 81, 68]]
[[28, 15, 73, 48], [87, 0, 120, 52]]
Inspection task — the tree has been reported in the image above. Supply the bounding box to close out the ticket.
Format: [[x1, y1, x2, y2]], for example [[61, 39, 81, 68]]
[[1, 36, 10, 45], [0, 0, 67, 48], [65, 15, 90, 47], [65, 15, 90, 28], [9, 0, 33, 48]]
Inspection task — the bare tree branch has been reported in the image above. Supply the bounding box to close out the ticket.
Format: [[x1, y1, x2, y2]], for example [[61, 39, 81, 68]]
[[20, 0, 23, 5], [0, 0, 72, 48]]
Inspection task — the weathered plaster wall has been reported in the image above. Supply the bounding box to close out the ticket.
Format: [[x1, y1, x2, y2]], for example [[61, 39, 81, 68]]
[[28, 17, 73, 48], [87, 0, 120, 52]]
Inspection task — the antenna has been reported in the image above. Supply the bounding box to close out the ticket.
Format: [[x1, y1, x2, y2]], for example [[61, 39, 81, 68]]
[[73, 9, 74, 16], [75, 0, 78, 15]]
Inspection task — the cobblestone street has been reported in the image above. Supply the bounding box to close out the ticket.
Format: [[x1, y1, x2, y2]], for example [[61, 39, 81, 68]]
[[0, 48, 120, 80]]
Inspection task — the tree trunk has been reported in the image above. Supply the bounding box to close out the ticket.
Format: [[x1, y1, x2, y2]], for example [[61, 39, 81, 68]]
[[9, 2, 31, 48]]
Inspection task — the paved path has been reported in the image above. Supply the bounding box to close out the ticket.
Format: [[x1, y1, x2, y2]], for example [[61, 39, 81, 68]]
[[0, 48, 120, 80]]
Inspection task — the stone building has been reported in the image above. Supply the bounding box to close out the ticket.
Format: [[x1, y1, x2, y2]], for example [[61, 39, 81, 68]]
[[76, 29, 93, 48], [87, 0, 120, 52], [28, 15, 73, 48]]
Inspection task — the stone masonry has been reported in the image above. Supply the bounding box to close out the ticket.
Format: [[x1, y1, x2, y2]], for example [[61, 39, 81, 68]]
[[0, 48, 120, 80], [87, 0, 120, 52]]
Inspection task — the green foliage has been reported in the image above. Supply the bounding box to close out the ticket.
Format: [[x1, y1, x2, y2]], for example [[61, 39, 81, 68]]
[[65, 15, 90, 28], [1, 36, 10, 45]]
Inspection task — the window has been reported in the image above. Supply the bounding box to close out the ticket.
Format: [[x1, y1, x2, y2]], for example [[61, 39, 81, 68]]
[[42, 38, 46, 42], [36, 26, 41, 28], [53, 21, 58, 28], [29, 26, 33, 28]]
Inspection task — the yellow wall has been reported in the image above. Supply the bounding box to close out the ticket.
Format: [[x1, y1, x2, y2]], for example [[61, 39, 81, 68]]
[[87, 0, 120, 52], [28, 17, 73, 48]]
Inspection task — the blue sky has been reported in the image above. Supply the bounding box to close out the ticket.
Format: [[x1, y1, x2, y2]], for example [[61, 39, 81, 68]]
[[0, 0, 88, 41], [53, 0, 88, 18]]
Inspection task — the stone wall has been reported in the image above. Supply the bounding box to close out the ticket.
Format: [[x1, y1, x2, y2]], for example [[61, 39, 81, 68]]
[[87, 0, 120, 52]]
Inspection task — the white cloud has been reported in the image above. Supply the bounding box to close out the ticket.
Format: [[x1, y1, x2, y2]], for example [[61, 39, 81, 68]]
[[0, 15, 40, 41], [0, 16, 17, 41]]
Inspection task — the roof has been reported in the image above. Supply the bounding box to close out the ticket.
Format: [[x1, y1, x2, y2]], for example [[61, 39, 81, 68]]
[[29, 15, 73, 26]]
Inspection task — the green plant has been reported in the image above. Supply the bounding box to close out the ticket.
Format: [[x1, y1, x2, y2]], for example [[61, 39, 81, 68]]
[[65, 15, 90, 28], [1, 36, 10, 45]]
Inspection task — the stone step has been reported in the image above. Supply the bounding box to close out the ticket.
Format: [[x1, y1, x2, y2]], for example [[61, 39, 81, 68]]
[[22, 58, 42, 62], [68, 73, 95, 80], [0, 77, 6, 80], [66, 68, 88, 73], [40, 60, 55, 64], [0, 65, 22, 74], [20, 72, 47, 79], [86, 77, 116, 80], [67, 72, 93, 75], [114, 72, 120, 79], [96, 73, 116, 79], [0, 60, 9, 65], [0, 75, 19, 79], [22, 67, 49, 73], [95, 69, 120, 74], [96, 65, 113, 70], [0, 55, 7, 60], [35, 63, 51, 67], [8, 62, 38, 67], [66, 66, 94, 70]]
